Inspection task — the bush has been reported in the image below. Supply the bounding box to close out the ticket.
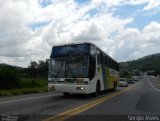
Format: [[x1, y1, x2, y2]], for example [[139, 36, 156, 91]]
[[0, 66, 21, 89]]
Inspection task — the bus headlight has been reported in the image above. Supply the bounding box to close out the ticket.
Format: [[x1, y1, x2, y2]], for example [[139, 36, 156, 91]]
[[81, 87, 84, 90], [49, 85, 55, 90], [76, 87, 84, 90]]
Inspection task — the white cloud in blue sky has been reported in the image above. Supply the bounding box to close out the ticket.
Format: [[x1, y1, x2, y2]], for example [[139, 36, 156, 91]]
[[74, 0, 91, 4], [38, 0, 53, 8], [29, 20, 51, 30], [0, 0, 160, 67]]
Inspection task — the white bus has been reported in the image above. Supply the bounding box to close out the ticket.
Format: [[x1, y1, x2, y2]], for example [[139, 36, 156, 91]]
[[48, 42, 119, 96]]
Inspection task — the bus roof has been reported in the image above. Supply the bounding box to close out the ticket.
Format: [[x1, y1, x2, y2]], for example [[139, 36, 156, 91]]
[[52, 42, 94, 47]]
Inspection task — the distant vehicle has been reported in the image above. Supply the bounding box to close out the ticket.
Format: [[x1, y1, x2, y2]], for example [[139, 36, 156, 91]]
[[119, 78, 128, 87], [139, 76, 142, 79], [133, 76, 139, 81], [127, 79, 134, 84], [47, 42, 119, 96]]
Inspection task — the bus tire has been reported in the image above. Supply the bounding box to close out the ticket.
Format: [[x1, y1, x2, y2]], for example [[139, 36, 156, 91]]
[[63, 92, 70, 96], [94, 81, 100, 97], [112, 81, 117, 91]]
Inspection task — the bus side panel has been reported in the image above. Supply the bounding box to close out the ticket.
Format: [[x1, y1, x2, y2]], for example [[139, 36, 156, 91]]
[[104, 68, 113, 90], [108, 68, 114, 89], [107, 69, 119, 89], [97, 66, 119, 90], [101, 65, 117, 90]]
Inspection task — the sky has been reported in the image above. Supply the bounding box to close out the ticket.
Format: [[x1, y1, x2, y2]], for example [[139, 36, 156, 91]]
[[0, 0, 160, 67]]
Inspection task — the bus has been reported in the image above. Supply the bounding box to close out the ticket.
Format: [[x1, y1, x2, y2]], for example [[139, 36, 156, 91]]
[[48, 42, 119, 96]]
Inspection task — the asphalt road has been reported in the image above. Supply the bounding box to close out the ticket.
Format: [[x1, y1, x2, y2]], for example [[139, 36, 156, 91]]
[[0, 76, 160, 121]]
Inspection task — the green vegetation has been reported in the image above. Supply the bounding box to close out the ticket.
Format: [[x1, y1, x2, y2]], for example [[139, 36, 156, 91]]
[[119, 69, 129, 78], [0, 66, 21, 89], [0, 87, 48, 97], [0, 77, 48, 97], [119, 53, 160, 75], [0, 61, 48, 97], [21, 77, 48, 88]]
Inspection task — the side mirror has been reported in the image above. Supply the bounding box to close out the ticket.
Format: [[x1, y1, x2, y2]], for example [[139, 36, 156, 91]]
[[46, 59, 50, 62], [46, 59, 50, 67]]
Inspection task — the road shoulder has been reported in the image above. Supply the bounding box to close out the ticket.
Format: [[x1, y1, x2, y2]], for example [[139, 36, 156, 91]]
[[149, 76, 160, 92]]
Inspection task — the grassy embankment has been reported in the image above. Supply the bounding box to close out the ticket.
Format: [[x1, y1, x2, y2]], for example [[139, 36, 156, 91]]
[[0, 78, 48, 97]]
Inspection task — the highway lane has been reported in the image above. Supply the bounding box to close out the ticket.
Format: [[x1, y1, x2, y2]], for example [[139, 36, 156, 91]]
[[0, 91, 94, 115], [65, 76, 160, 121], [0, 76, 160, 121], [0, 86, 121, 120]]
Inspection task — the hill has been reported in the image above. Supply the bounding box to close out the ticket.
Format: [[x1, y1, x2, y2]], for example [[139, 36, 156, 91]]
[[0, 63, 25, 70], [119, 53, 160, 74]]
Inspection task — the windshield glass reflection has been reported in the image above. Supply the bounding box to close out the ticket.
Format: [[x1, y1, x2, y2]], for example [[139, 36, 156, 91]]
[[49, 56, 88, 78]]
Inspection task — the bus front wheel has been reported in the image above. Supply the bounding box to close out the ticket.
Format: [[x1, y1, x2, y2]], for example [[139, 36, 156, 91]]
[[94, 82, 100, 97], [63, 92, 70, 96]]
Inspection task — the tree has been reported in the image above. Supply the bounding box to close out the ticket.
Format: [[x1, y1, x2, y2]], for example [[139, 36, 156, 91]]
[[0, 66, 21, 89], [27, 60, 48, 78], [28, 61, 38, 77], [120, 69, 129, 78], [37, 60, 48, 77]]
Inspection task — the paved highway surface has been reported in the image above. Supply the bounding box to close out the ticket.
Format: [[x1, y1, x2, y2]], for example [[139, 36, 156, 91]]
[[0, 76, 160, 121]]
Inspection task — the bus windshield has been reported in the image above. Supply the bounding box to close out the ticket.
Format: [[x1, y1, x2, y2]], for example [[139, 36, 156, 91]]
[[49, 55, 88, 78], [50, 57, 66, 78]]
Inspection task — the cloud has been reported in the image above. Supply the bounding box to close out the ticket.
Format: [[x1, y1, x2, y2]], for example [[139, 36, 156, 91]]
[[0, 0, 44, 66], [0, 0, 32, 57], [0, 0, 160, 67], [112, 21, 160, 61], [143, 0, 160, 11]]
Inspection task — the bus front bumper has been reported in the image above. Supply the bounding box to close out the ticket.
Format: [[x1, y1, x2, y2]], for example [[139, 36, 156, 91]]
[[48, 83, 91, 94]]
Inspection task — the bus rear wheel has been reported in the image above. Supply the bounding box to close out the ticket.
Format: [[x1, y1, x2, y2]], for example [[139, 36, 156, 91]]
[[112, 81, 117, 91]]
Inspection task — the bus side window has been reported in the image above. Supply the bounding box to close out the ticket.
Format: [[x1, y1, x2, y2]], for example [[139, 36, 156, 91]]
[[97, 49, 101, 64], [90, 44, 95, 56], [112, 61, 115, 70], [110, 59, 113, 68], [116, 63, 119, 71], [108, 57, 112, 68], [105, 55, 108, 67], [102, 53, 105, 65], [100, 52, 104, 64]]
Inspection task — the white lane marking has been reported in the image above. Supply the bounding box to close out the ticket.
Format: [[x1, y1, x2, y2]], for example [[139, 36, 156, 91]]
[[147, 77, 160, 93], [0, 94, 60, 104]]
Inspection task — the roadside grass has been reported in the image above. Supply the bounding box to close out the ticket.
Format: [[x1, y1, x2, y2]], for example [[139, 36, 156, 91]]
[[0, 87, 48, 97], [0, 77, 48, 97], [21, 77, 48, 88]]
